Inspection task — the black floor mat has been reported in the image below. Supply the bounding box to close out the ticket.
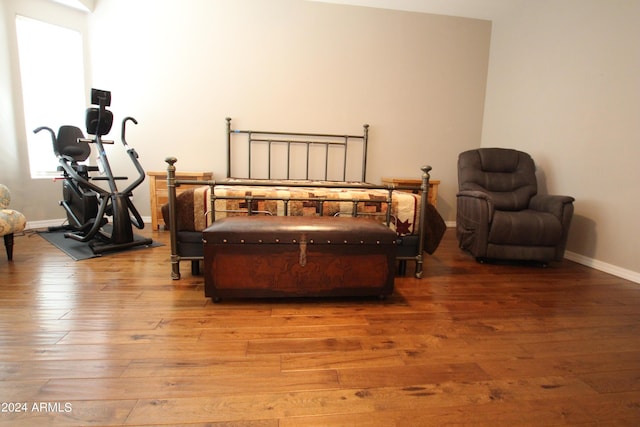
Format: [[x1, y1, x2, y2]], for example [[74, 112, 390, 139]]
[[38, 227, 163, 260]]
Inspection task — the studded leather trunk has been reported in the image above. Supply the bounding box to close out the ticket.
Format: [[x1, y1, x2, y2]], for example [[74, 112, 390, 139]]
[[203, 216, 397, 301]]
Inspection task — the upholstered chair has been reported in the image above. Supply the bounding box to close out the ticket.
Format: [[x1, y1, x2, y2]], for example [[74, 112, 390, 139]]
[[456, 148, 574, 264], [0, 184, 27, 261]]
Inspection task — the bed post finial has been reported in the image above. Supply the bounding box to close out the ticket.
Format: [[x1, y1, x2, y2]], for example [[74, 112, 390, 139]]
[[362, 124, 369, 182], [226, 118, 232, 178], [165, 156, 180, 280]]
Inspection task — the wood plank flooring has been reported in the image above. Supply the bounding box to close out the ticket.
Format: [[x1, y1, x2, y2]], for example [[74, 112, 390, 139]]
[[1, 227, 639, 426]]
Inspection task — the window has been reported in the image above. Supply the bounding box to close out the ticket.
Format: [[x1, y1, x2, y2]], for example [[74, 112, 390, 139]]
[[16, 15, 86, 178]]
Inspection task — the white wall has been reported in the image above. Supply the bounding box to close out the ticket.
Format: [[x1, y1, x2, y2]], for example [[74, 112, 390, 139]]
[[482, 0, 640, 278], [84, 0, 491, 222]]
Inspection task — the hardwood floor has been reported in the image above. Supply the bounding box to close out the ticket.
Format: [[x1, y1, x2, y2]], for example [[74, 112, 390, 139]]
[[1, 227, 639, 426]]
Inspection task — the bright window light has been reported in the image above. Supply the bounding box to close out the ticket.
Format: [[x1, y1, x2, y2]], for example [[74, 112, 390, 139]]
[[16, 15, 86, 179]]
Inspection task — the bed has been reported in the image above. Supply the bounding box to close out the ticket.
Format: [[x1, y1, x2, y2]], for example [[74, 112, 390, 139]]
[[162, 118, 445, 280]]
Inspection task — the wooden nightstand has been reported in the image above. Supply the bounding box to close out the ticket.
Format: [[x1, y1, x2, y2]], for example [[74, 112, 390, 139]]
[[147, 171, 213, 230], [381, 177, 440, 207]]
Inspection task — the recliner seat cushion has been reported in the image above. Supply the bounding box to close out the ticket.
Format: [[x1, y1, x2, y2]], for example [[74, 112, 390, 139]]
[[489, 210, 562, 246]]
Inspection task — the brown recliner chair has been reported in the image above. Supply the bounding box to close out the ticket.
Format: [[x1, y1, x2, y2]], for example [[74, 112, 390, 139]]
[[456, 148, 574, 264]]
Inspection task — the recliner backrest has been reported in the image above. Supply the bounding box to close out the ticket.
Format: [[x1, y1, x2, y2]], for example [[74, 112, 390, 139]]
[[458, 148, 537, 211], [55, 125, 91, 162]]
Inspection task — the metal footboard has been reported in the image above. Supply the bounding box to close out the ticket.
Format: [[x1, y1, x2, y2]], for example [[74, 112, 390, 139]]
[[165, 156, 431, 280]]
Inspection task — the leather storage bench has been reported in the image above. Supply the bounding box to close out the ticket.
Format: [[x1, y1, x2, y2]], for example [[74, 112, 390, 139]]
[[203, 216, 397, 301]]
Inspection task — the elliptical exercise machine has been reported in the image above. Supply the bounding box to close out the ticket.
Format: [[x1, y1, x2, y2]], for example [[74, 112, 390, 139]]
[[35, 88, 153, 254]]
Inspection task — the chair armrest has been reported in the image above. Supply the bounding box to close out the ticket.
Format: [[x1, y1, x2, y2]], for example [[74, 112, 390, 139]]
[[456, 190, 495, 222], [530, 194, 574, 220], [530, 194, 575, 261], [457, 190, 492, 200], [456, 190, 494, 258]]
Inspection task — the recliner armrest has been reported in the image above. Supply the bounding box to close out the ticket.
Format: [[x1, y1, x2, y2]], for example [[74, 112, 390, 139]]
[[457, 190, 492, 200], [529, 194, 574, 220], [457, 190, 495, 222], [456, 190, 494, 257]]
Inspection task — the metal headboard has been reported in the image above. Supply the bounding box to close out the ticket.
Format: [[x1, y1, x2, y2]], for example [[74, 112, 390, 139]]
[[226, 117, 369, 182]]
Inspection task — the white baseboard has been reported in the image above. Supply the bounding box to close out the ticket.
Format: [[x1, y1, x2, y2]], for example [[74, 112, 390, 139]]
[[564, 251, 640, 284], [26, 218, 68, 230]]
